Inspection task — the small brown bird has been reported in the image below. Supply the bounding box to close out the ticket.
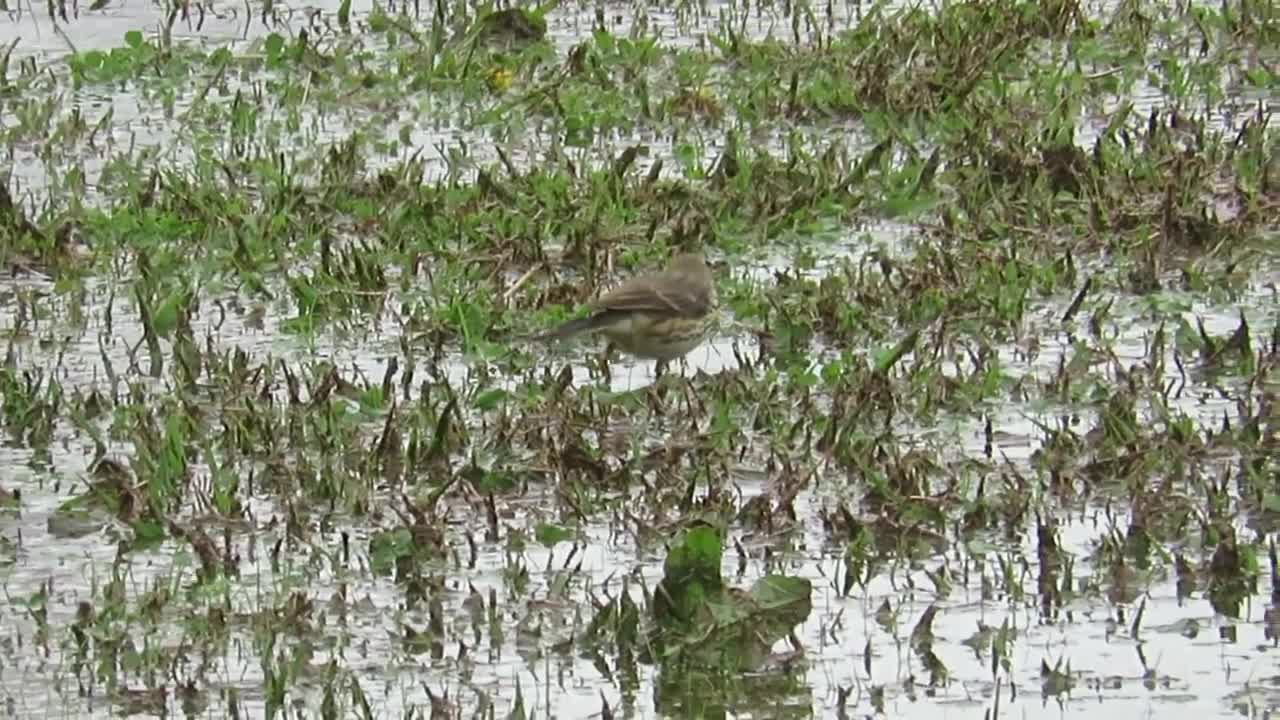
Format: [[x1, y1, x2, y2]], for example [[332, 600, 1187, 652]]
[[535, 252, 716, 365]]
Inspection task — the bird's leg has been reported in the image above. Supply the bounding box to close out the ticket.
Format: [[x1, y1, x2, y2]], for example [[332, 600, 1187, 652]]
[[674, 357, 692, 390], [635, 396, 657, 461], [679, 371, 701, 419], [643, 379, 667, 438], [600, 342, 614, 386], [651, 359, 673, 408]]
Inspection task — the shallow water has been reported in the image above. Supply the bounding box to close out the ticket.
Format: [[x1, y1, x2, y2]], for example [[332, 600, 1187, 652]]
[[2, 247, 1276, 719], [8, 0, 1270, 213], [2, 1, 1279, 719]]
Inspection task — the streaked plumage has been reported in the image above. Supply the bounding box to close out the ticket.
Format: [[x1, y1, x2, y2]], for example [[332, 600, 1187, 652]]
[[536, 253, 715, 362]]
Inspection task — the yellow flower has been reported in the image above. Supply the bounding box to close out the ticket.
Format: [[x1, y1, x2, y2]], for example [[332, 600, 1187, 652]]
[[488, 68, 514, 93]]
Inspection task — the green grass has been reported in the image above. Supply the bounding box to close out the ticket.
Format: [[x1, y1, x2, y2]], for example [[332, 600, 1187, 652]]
[[0, 0, 1276, 716]]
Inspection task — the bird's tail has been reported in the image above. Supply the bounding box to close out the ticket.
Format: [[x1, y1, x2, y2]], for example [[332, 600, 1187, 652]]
[[527, 313, 608, 342]]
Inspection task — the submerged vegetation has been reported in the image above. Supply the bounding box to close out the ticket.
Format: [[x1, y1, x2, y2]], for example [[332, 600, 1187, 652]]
[[0, 0, 1277, 716]]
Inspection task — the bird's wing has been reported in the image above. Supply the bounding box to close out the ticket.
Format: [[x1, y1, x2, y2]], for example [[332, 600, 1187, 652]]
[[592, 271, 711, 317]]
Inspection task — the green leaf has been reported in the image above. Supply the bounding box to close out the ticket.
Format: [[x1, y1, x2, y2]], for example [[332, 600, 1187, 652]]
[[593, 29, 615, 53], [749, 575, 812, 610], [369, 528, 412, 576], [1263, 494, 1280, 514], [474, 470, 518, 494], [151, 290, 184, 338], [534, 522, 573, 548], [881, 190, 939, 219], [131, 519, 168, 549], [124, 30, 144, 49], [264, 33, 286, 60], [472, 388, 509, 411]]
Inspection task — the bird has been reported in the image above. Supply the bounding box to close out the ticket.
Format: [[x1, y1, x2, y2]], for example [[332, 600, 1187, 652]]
[[534, 252, 716, 370]]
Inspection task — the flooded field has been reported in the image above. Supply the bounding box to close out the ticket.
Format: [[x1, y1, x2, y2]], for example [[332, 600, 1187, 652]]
[[0, 0, 1277, 717]]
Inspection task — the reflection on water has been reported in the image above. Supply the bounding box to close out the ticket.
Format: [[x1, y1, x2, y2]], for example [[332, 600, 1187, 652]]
[[0, 0, 1277, 717], [1, 246, 1276, 716]]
